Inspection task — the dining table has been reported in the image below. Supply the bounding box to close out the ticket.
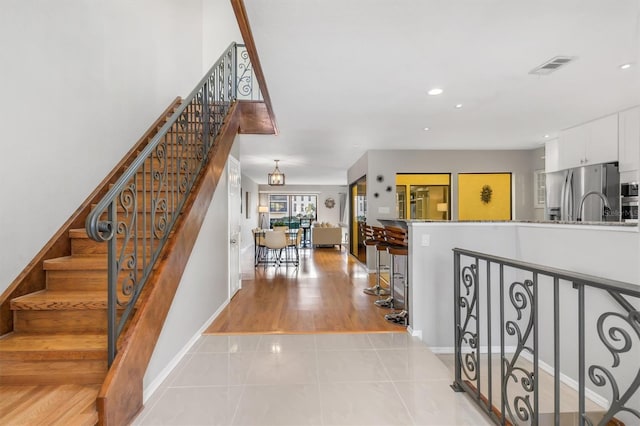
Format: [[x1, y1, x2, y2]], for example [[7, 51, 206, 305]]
[[253, 229, 299, 267]]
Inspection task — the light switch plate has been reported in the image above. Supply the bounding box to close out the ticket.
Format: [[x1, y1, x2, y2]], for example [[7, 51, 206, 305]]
[[421, 234, 430, 246], [378, 206, 390, 214]]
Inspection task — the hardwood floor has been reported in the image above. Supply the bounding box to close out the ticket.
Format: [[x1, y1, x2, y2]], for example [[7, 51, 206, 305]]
[[0, 384, 99, 425], [205, 246, 405, 334]]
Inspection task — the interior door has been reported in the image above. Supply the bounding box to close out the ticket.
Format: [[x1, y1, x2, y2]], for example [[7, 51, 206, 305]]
[[227, 156, 241, 298]]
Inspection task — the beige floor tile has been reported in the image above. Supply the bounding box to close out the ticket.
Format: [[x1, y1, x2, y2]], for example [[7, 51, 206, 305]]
[[366, 332, 424, 349], [193, 334, 262, 353], [170, 352, 254, 387], [316, 349, 390, 383], [136, 386, 243, 426], [255, 334, 317, 352], [319, 382, 413, 426], [378, 347, 452, 382], [245, 351, 318, 385], [232, 384, 322, 426], [315, 333, 373, 350], [394, 380, 493, 426]]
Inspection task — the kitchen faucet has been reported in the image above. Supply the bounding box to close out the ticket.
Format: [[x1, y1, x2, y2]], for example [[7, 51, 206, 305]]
[[577, 191, 611, 221]]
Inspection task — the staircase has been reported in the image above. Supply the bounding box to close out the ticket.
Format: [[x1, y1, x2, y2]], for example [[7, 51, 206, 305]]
[[0, 101, 183, 423], [0, 39, 275, 424]]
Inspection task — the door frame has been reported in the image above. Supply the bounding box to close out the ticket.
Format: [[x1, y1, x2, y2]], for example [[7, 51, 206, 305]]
[[227, 155, 242, 299]]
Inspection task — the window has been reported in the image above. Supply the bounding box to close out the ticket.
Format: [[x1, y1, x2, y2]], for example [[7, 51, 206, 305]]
[[534, 169, 545, 208], [269, 195, 288, 213], [268, 194, 317, 228]]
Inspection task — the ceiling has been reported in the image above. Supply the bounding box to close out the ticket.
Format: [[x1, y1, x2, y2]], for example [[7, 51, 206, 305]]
[[238, 0, 640, 186]]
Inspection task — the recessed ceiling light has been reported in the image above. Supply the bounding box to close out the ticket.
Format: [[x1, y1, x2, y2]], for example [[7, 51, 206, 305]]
[[423, 127, 430, 131], [427, 88, 443, 96], [455, 104, 463, 109], [620, 63, 633, 70], [544, 134, 550, 138]]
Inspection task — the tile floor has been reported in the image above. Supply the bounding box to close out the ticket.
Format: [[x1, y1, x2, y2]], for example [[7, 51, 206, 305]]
[[133, 333, 492, 426]]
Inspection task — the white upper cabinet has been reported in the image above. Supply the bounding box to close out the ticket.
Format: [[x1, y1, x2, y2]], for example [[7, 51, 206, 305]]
[[586, 114, 618, 165], [618, 106, 640, 174], [556, 124, 587, 170], [555, 114, 618, 171]]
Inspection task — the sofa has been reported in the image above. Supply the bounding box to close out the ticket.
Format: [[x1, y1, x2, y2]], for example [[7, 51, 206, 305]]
[[311, 223, 342, 249]]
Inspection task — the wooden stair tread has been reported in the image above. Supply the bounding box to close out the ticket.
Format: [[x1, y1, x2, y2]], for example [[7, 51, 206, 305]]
[[0, 333, 107, 359], [11, 290, 109, 311], [43, 256, 107, 271], [43, 255, 160, 272], [0, 384, 99, 426]]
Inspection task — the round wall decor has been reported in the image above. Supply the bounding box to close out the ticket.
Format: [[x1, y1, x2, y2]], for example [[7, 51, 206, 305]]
[[324, 197, 336, 208]]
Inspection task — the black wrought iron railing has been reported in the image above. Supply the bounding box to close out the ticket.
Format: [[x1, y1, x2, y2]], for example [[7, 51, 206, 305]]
[[452, 248, 640, 426], [236, 43, 262, 101], [86, 43, 257, 365]]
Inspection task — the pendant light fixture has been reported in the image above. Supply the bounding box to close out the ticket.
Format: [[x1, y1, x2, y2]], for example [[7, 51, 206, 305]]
[[268, 159, 285, 186]]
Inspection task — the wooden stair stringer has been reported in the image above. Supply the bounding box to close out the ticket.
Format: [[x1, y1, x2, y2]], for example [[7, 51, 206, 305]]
[[97, 101, 240, 426]]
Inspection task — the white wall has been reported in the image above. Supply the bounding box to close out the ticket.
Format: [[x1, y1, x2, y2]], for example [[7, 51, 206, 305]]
[[145, 157, 231, 390], [347, 151, 369, 185], [0, 0, 204, 291], [202, 0, 244, 72], [408, 223, 518, 347], [410, 222, 639, 347]]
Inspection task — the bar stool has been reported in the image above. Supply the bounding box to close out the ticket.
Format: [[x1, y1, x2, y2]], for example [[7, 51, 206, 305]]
[[380, 226, 409, 325], [363, 226, 390, 297]]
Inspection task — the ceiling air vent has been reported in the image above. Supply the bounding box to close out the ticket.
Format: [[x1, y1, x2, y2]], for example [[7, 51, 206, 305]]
[[529, 56, 577, 75]]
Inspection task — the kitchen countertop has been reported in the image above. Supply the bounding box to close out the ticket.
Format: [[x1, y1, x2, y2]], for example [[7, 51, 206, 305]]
[[378, 218, 638, 228]]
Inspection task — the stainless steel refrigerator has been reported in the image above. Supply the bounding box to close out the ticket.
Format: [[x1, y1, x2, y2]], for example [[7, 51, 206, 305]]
[[545, 163, 620, 222]]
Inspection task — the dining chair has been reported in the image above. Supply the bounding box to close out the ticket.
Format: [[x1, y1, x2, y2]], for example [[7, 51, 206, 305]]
[[287, 228, 303, 265], [263, 230, 288, 266], [253, 228, 267, 266]]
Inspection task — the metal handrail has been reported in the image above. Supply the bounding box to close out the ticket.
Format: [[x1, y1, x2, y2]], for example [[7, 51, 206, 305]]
[[85, 43, 255, 365], [452, 248, 640, 426], [87, 42, 235, 242], [453, 248, 640, 297]]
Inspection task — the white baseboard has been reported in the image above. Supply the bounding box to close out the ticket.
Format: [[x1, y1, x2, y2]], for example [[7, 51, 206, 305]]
[[142, 298, 230, 402], [407, 326, 422, 339]]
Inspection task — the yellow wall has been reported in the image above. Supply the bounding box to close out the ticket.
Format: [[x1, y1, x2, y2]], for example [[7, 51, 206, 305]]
[[458, 173, 511, 220]]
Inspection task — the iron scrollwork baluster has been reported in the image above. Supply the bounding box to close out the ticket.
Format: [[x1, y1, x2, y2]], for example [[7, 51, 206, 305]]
[[237, 46, 252, 98], [115, 182, 137, 310], [458, 263, 479, 383], [588, 307, 640, 424], [503, 279, 536, 425]]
